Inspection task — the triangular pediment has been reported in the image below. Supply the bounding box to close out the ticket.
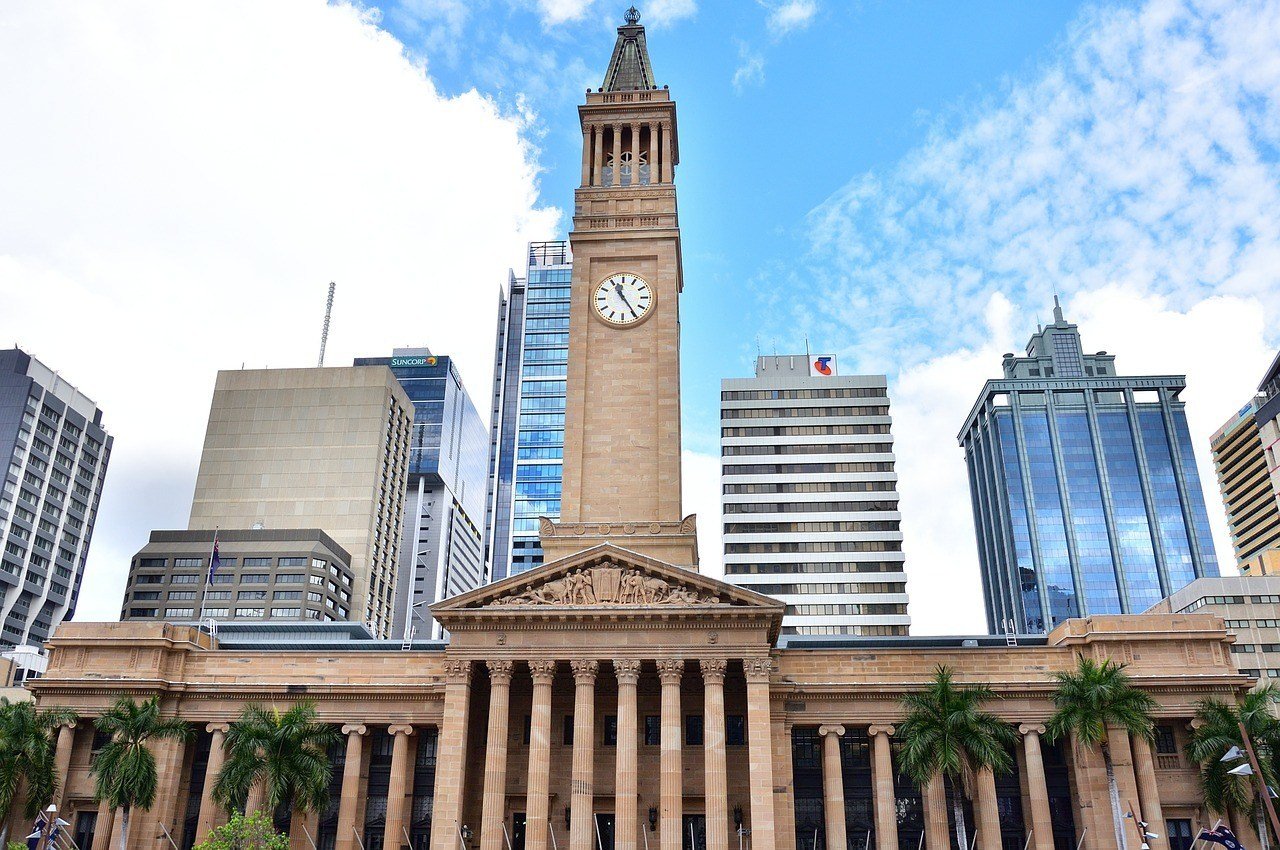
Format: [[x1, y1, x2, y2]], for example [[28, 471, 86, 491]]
[[434, 544, 783, 614]]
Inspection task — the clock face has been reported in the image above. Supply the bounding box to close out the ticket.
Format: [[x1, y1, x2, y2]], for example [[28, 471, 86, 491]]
[[593, 273, 653, 327]]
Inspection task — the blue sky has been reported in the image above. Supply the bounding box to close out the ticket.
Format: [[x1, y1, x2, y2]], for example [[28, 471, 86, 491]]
[[3, 0, 1278, 632]]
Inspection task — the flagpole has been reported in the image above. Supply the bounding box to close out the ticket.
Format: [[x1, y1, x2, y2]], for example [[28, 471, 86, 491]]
[[197, 527, 219, 626], [1239, 720, 1280, 846]]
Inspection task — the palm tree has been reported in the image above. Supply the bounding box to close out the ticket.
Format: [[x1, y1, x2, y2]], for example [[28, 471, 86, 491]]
[[1045, 655, 1157, 850], [0, 698, 76, 844], [91, 695, 192, 850], [212, 702, 339, 824], [1186, 687, 1280, 850], [898, 664, 1017, 850]]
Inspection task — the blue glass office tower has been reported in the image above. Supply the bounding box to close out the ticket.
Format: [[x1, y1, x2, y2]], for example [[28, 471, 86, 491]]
[[353, 349, 488, 639], [484, 241, 571, 581], [959, 300, 1219, 634]]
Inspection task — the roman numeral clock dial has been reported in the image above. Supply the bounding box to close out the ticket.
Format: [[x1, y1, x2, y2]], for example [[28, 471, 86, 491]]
[[592, 273, 653, 327]]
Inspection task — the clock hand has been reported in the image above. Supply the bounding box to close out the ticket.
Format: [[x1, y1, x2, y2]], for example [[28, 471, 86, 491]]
[[613, 282, 639, 318]]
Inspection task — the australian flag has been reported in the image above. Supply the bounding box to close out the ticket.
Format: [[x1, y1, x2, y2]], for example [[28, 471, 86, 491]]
[[1199, 826, 1246, 850], [207, 531, 221, 583]]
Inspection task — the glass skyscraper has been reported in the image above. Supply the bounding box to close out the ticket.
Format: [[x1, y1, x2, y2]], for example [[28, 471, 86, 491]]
[[959, 299, 1219, 634], [354, 348, 488, 639], [484, 241, 571, 581]]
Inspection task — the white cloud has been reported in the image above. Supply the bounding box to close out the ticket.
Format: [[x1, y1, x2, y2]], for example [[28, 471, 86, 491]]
[[682, 450, 724, 579], [764, 0, 817, 34], [644, 0, 698, 28], [536, 0, 595, 26], [893, 288, 1273, 635], [732, 41, 766, 91], [0, 0, 559, 621]]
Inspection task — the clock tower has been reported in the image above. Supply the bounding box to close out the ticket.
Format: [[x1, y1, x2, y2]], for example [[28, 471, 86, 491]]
[[541, 7, 698, 567]]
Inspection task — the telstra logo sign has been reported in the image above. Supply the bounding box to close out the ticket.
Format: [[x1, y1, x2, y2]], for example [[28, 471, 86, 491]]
[[810, 355, 836, 377]]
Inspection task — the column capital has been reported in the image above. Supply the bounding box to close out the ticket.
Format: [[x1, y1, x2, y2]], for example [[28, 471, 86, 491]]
[[743, 657, 773, 682], [444, 658, 472, 683], [205, 722, 230, 735], [530, 658, 558, 682], [818, 724, 846, 738], [1018, 723, 1046, 736], [615, 658, 642, 683], [56, 720, 77, 731], [656, 658, 685, 683], [699, 658, 727, 683], [342, 723, 368, 736], [389, 724, 415, 736], [488, 659, 515, 684], [867, 724, 896, 738], [570, 659, 599, 682]]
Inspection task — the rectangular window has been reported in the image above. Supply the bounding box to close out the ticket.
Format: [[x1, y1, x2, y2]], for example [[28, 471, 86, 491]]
[[128, 607, 157, 618], [645, 716, 661, 746], [167, 591, 197, 601], [165, 608, 195, 618], [279, 557, 307, 567], [604, 715, 617, 746], [243, 558, 271, 567], [234, 607, 265, 617], [270, 608, 301, 617], [211, 574, 235, 584], [276, 573, 304, 583], [274, 590, 302, 600], [240, 574, 269, 583], [173, 558, 203, 567], [685, 715, 704, 746], [237, 590, 267, 600], [1154, 725, 1177, 754], [726, 716, 746, 746], [170, 574, 200, 584]]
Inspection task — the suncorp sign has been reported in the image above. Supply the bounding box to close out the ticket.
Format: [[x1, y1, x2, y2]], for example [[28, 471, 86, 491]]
[[391, 356, 437, 368]]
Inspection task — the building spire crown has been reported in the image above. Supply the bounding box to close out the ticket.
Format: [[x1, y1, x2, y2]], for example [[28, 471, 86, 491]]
[[602, 6, 656, 91], [1052, 293, 1065, 324]]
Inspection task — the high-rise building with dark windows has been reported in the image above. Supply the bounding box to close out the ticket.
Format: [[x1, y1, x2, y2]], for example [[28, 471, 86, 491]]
[[959, 299, 1220, 634], [0, 348, 111, 648], [354, 349, 488, 640], [484, 241, 571, 581]]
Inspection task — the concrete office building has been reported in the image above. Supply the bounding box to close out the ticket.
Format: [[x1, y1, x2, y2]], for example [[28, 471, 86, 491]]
[[960, 299, 1219, 635], [119, 528, 355, 625], [187, 367, 412, 638], [1209, 379, 1280, 574], [1148, 574, 1280, 690], [0, 348, 111, 648], [354, 349, 488, 641], [484, 241, 572, 581], [720, 355, 909, 637]]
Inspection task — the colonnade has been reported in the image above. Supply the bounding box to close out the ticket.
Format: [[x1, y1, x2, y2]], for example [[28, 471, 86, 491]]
[[580, 122, 673, 187], [429, 657, 777, 850]]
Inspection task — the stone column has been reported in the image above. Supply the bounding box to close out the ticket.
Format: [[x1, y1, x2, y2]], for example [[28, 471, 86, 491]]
[[660, 122, 672, 183], [386, 725, 416, 850], [481, 661, 515, 850], [137, 733, 188, 850], [570, 660, 600, 850], [974, 767, 1000, 850], [431, 661, 474, 850], [616, 660, 643, 850], [90, 800, 115, 850], [922, 776, 949, 850], [1019, 725, 1054, 850], [337, 724, 369, 850], [702, 660, 730, 850], [646, 123, 657, 185], [52, 723, 76, 809], [581, 125, 592, 186], [527, 660, 558, 850], [195, 724, 230, 840], [630, 122, 642, 187], [868, 726, 899, 850], [819, 726, 848, 850], [291, 809, 321, 850], [658, 659, 685, 850], [744, 658, 777, 850], [1130, 734, 1167, 850], [246, 779, 268, 816], [593, 125, 604, 187], [611, 124, 622, 187]]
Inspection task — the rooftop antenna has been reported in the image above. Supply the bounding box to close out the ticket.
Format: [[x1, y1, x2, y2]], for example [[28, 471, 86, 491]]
[[804, 335, 811, 360], [755, 335, 762, 359], [772, 339, 778, 357], [317, 281, 336, 367]]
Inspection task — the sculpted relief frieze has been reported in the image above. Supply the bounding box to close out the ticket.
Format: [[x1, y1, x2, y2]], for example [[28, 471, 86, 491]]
[[489, 564, 722, 607]]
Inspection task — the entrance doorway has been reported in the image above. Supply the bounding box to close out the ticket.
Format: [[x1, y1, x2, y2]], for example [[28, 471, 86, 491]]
[[512, 814, 527, 850], [682, 816, 707, 850], [594, 814, 616, 850]]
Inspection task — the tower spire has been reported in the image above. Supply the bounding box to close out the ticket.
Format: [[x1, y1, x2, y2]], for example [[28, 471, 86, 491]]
[[1052, 293, 1064, 324], [602, 6, 655, 91]]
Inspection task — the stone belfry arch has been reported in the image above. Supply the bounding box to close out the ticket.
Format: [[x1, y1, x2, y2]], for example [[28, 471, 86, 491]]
[[543, 5, 697, 567]]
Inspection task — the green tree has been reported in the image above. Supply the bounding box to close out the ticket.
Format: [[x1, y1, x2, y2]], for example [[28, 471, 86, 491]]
[[1045, 656, 1157, 850], [213, 702, 339, 822], [0, 698, 76, 844], [193, 811, 289, 850], [91, 696, 192, 850], [1186, 687, 1280, 850], [897, 664, 1017, 850]]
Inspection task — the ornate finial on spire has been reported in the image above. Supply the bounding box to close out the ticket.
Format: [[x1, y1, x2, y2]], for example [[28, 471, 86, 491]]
[[624, 5, 640, 24]]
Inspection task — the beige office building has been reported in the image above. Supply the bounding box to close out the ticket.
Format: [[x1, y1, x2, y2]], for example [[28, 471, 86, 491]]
[[188, 367, 413, 638]]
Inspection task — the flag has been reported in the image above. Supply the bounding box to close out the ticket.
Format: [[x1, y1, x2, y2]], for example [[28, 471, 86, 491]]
[[1199, 826, 1246, 850], [207, 531, 221, 583]]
